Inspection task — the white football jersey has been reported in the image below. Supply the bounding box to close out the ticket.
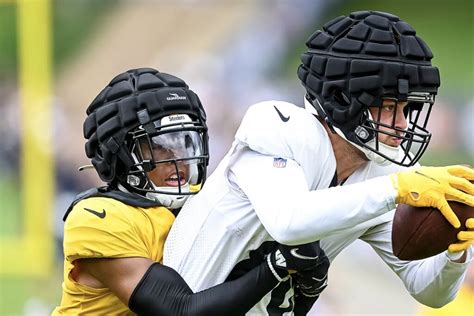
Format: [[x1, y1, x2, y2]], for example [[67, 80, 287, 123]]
[[164, 101, 471, 315]]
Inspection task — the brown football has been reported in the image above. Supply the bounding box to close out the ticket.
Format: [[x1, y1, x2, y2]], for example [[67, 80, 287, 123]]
[[392, 201, 473, 261]]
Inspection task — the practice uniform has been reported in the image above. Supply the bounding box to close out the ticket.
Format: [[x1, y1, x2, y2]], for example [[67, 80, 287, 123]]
[[53, 191, 174, 315], [164, 101, 472, 315]]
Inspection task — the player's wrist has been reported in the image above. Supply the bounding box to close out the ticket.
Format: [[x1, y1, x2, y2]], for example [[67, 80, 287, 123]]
[[446, 249, 466, 262], [386, 174, 401, 204], [389, 173, 399, 191]]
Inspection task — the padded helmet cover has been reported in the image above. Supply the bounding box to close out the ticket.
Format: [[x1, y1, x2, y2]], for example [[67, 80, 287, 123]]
[[83, 68, 208, 183], [297, 11, 440, 141]]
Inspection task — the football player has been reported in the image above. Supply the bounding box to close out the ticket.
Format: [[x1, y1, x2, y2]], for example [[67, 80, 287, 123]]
[[53, 68, 329, 315], [164, 11, 474, 315]]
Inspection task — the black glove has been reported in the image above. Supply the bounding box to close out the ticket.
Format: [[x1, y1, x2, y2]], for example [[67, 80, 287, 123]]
[[266, 241, 324, 282], [293, 247, 329, 298]]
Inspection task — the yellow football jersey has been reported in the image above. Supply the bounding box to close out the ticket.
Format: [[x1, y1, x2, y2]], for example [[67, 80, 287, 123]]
[[52, 196, 175, 315]]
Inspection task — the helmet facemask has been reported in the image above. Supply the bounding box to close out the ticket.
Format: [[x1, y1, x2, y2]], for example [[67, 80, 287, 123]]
[[306, 90, 434, 167], [126, 114, 208, 209], [352, 92, 434, 166]]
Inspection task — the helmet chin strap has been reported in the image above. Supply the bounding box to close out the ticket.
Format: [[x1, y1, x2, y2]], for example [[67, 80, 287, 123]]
[[304, 97, 402, 166], [332, 126, 401, 166], [358, 139, 402, 166], [145, 182, 190, 209]]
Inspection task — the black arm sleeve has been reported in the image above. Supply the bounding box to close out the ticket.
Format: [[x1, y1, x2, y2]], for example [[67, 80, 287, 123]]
[[293, 290, 319, 316], [129, 262, 278, 316]]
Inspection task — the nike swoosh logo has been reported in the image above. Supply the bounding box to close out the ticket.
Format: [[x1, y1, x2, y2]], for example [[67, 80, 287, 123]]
[[415, 171, 440, 184], [311, 272, 328, 282], [84, 207, 106, 219], [290, 248, 319, 260], [274, 105, 290, 122]]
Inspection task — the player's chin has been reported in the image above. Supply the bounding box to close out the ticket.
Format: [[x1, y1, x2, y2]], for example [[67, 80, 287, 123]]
[[380, 137, 402, 148]]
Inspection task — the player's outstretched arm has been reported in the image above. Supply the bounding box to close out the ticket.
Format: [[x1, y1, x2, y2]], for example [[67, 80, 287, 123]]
[[129, 260, 280, 316], [129, 241, 329, 315], [390, 165, 474, 228], [78, 244, 325, 316], [78, 256, 280, 316]]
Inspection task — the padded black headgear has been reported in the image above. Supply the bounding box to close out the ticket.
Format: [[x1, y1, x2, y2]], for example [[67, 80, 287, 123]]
[[297, 11, 440, 166], [83, 68, 208, 183]]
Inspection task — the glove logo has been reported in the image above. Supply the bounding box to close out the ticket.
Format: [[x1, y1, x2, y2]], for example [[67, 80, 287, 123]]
[[290, 248, 319, 260], [274, 249, 287, 268], [310, 272, 328, 283], [415, 171, 440, 183]]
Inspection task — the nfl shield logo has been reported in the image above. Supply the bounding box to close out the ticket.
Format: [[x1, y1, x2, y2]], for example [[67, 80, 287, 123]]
[[273, 157, 287, 168]]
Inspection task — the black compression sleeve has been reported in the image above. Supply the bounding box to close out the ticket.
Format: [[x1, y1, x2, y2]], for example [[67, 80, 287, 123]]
[[293, 290, 319, 316], [129, 261, 278, 316]]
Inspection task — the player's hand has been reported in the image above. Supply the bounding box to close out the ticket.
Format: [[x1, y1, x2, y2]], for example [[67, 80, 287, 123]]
[[390, 165, 474, 228], [266, 241, 324, 281], [448, 218, 474, 253], [293, 248, 329, 298]]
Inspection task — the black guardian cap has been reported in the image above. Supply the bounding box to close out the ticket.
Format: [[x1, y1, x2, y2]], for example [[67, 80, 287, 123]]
[[298, 11, 440, 166], [83, 68, 209, 207]]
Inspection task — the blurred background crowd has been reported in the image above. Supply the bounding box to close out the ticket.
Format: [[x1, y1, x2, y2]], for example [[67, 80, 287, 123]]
[[0, 0, 472, 315]]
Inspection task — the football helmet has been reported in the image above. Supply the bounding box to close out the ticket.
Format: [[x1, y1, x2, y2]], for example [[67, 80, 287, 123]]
[[83, 68, 209, 208], [297, 11, 440, 166]]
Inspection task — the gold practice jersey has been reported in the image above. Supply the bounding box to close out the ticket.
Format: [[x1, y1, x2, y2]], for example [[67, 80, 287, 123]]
[[53, 196, 175, 315]]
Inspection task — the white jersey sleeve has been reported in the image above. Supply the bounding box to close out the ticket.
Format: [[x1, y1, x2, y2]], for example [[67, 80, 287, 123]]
[[230, 148, 397, 244], [228, 101, 397, 245], [360, 219, 472, 307], [348, 162, 471, 308]]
